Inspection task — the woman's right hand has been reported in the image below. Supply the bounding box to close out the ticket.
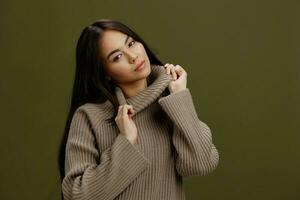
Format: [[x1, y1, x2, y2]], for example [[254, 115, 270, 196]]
[[115, 104, 138, 144]]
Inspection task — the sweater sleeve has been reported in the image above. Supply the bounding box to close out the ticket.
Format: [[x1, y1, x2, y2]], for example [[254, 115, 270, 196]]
[[62, 109, 151, 200], [158, 88, 219, 177]]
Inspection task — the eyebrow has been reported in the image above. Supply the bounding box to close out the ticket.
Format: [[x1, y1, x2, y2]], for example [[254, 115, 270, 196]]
[[106, 35, 130, 60]]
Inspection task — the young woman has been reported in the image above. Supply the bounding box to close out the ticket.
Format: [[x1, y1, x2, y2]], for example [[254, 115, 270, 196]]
[[59, 18, 219, 200]]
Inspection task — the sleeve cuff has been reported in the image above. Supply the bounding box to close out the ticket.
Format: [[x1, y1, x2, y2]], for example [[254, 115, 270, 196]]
[[113, 134, 151, 176]]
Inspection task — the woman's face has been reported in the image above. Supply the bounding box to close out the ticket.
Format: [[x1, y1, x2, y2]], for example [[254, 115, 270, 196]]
[[99, 29, 151, 85]]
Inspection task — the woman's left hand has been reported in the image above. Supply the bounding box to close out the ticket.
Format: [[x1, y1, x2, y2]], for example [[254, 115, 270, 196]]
[[164, 63, 188, 93]]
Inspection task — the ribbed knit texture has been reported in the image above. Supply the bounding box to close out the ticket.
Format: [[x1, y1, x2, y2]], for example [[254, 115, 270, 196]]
[[62, 64, 219, 200]]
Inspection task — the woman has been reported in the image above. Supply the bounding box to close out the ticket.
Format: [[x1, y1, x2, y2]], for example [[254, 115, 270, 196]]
[[59, 18, 219, 200]]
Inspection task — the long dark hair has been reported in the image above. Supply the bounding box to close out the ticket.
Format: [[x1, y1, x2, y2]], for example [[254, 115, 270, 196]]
[[58, 18, 164, 188]]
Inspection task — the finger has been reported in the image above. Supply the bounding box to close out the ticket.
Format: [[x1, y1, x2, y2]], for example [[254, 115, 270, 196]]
[[128, 105, 134, 113], [128, 107, 134, 118], [167, 66, 171, 74], [164, 63, 176, 75], [121, 105, 128, 119], [118, 105, 122, 113], [170, 65, 177, 80], [165, 64, 171, 74], [169, 64, 175, 75], [174, 65, 183, 76], [124, 105, 134, 118], [172, 68, 177, 80], [175, 65, 187, 77]]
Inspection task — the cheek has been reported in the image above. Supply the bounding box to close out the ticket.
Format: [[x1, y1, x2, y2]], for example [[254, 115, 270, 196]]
[[136, 43, 146, 53], [109, 65, 133, 80]]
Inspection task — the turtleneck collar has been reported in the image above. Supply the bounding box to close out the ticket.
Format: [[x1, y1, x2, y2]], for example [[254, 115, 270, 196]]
[[114, 64, 173, 116]]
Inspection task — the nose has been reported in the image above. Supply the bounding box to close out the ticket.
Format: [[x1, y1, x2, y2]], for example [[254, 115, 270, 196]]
[[126, 50, 138, 63]]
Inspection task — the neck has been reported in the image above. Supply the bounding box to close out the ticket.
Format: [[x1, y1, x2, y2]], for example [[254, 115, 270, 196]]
[[116, 77, 149, 99]]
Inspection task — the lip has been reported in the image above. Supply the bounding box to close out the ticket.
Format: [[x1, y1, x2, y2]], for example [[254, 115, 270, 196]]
[[135, 60, 146, 71]]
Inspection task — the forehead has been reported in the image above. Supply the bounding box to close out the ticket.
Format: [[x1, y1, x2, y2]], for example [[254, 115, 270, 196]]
[[100, 30, 128, 51]]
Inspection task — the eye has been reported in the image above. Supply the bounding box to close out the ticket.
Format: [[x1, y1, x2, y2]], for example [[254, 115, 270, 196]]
[[113, 54, 122, 62], [128, 40, 135, 47]]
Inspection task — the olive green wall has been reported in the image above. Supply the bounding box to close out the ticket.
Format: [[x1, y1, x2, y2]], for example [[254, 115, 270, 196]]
[[0, 0, 299, 199]]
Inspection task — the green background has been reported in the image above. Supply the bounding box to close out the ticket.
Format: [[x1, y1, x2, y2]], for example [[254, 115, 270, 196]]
[[0, 0, 299, 199]]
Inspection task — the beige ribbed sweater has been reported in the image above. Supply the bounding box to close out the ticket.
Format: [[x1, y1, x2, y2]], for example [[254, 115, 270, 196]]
[[62, 64, 219, 200]]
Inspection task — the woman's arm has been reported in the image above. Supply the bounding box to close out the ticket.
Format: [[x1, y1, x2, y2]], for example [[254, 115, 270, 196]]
[[62, 109, 150, 200], [158, 88, 219, 177]]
